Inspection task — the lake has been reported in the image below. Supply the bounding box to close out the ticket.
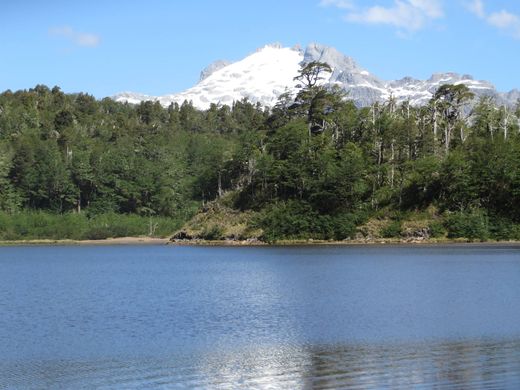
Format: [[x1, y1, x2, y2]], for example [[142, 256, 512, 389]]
[[1, 244, 520, 389]]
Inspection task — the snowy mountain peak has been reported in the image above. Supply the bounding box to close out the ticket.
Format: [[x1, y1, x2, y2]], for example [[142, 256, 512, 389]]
[[304, 43, 359, 72], [113, 43, 518, 109], [199, 60, 232, 82], [149, 44, 303, 109], [258, 42, 285, 50]]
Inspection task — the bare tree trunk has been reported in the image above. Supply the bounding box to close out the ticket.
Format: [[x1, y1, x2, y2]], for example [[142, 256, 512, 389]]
[[503, 106, 509, 140], [377, 140, 382, 166], [445, 124, 451, 154], [389, 98, 395, 117], [247, 158, 255, 185], [432, 102, 438, 154], [148, 218, 158, 236], [390, 140, 395, 189], [376, 140, 382, 200], [217, 171, 223, 198]]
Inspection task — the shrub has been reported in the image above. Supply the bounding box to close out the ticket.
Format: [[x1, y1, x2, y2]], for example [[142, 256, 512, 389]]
[[381, 219, 402, 238], [200, 224, 224, 240], [257, 200, 365, 242], [331, 212, 365, 240], [258, 200, 317, 242], [444, 209, 489, 241], [488, 216, 520, 241], [428, 221, 446, 238], [0, 211, 186, 241]]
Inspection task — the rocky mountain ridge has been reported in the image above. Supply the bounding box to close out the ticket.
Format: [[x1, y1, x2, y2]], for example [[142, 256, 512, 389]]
[[113, 43, 519, 109]]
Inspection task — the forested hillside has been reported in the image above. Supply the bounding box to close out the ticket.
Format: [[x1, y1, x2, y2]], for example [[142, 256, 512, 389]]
[[1, 63, 520, 241]]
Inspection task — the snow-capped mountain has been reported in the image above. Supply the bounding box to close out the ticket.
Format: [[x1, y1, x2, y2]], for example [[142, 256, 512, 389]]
[[113, 43, 518, 109]]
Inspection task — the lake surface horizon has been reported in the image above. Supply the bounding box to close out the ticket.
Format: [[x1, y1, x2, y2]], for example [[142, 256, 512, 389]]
[[1, 245, 519, 389]]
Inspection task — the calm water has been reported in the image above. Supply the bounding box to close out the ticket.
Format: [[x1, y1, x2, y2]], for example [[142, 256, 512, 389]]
[[1, 245, 520, 389]]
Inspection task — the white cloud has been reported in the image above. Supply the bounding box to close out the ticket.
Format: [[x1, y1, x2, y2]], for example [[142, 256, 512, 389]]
[[319, 0, 354, 10], [75, 33, 101, 47], [323, 0, 444, 33], [487, 10, 520, 38], [49, 26, 101, 48], [466, 0, 485, 18], [409, 0, 443, 18], [487, 10, 519, 29], [465, 1, 520, 40]]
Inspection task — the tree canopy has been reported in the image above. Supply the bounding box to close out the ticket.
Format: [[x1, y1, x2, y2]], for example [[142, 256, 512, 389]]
[[1, 65, 520, 241]]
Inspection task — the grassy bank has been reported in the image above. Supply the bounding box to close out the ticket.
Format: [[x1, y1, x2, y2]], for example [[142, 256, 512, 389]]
[[2, 206, 520, 245], [171, 199, 520, 244], [0, 211, 187, 241]]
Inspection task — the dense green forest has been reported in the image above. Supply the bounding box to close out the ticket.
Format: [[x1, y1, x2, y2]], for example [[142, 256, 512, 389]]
[[1, 63, 520, 241]]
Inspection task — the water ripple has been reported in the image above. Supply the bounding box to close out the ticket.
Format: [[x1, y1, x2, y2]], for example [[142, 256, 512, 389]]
[[2, 245, 520, 389], [1, 339, 520, 389]]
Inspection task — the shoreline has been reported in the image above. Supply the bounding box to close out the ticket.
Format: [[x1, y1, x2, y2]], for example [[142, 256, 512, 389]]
[[2, 237, 519, 247], [169, 238, 520, 247], [0, 236, 170, 246]]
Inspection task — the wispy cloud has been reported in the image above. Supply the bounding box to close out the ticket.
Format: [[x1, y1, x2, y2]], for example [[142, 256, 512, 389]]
[[466, 1, 520, 39], [321, 0, 444, 34], [487, 10, 520, 38], [466, 0, 485, 18], [319, 0, 354, 10], [49, 26, 101, 48]]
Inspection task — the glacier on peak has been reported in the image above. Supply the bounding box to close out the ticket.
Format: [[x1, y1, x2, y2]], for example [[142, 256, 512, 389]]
[[112, 43, 517, 109]]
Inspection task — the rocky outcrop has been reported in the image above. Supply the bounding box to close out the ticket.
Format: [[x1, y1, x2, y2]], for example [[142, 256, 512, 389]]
[[199, 60, 232, 81], [169, 199, 263, 244]]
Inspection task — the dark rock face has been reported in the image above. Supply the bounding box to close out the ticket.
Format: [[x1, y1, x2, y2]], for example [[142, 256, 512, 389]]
[[402, 227, 431, 240], [171, 230, 193, 240], [199, 60, 232, 81]]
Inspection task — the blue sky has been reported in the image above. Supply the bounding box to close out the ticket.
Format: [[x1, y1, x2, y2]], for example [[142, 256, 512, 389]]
[[1, 0, 519, 98]]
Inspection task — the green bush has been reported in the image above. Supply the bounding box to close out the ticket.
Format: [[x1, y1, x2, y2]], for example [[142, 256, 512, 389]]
[[428, 221, 446, 238], [381, 220, 402, 238], [257, 200, 316, 242], [257, 200, 364, 242], [0, 211, 88, 240], [200, 224, 224, 240], [331, 212, 367, 240], [0, 211, 186, 241], [488, 216, 520, 241], [444, 210, 489, 241]]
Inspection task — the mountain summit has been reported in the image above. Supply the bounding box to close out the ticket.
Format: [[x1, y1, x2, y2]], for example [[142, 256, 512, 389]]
[[113, 43, 518, 109]]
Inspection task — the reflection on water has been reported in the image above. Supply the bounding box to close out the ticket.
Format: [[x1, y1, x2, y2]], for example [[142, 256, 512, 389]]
[[1, 245, 520, 389], [2, 339, 520, 389]]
